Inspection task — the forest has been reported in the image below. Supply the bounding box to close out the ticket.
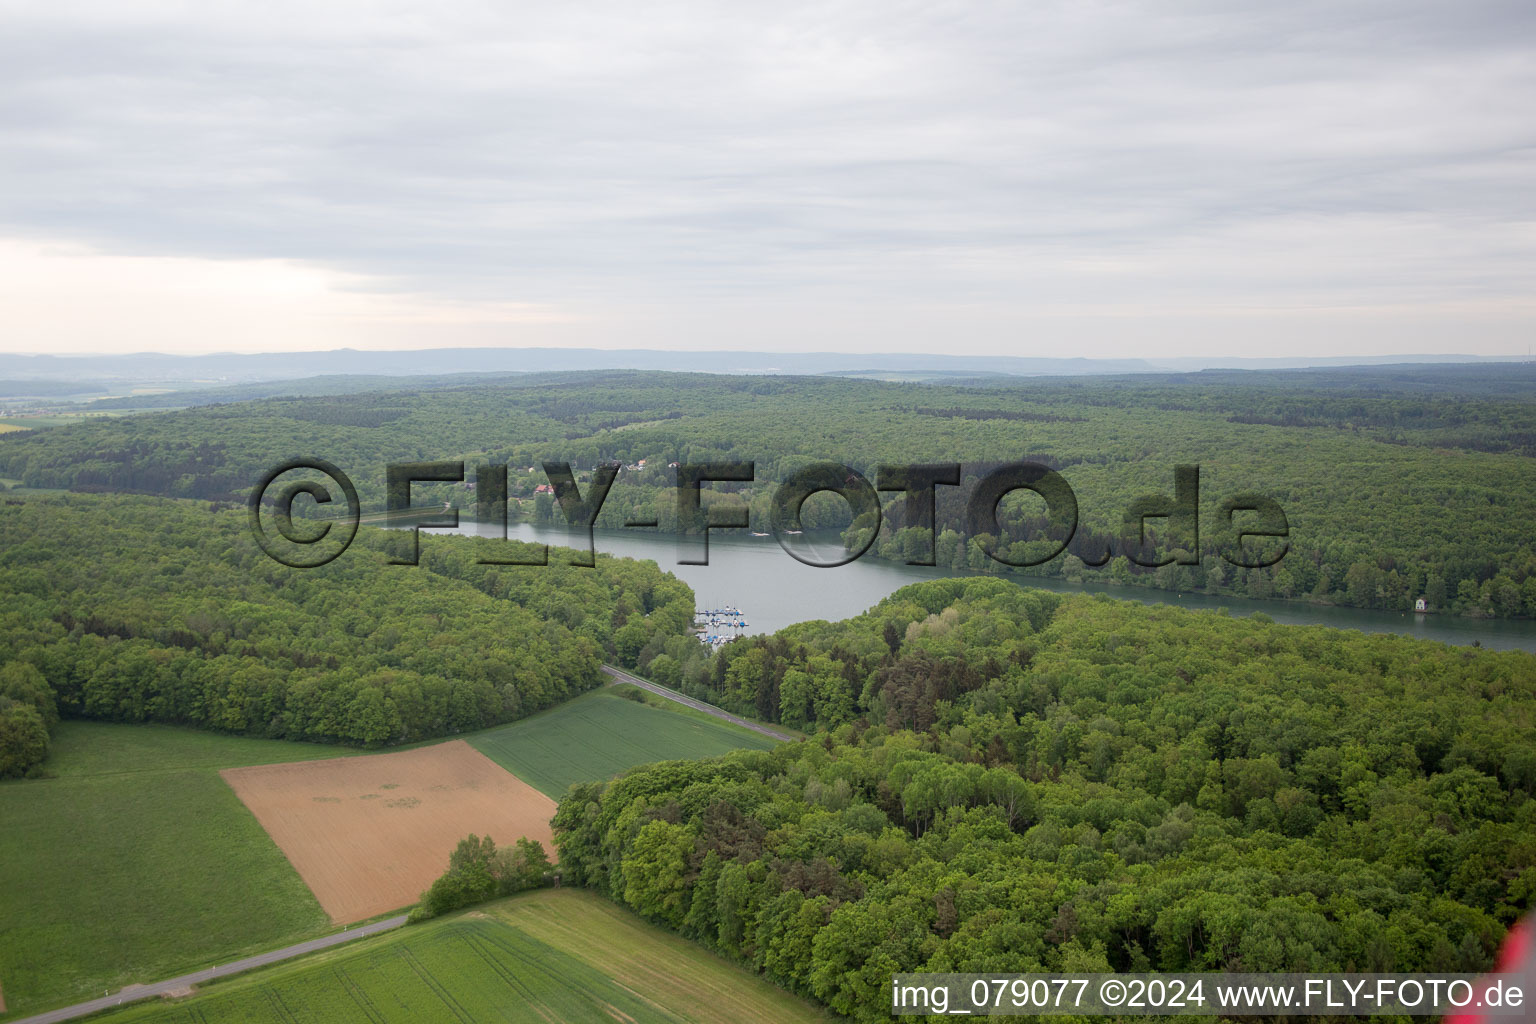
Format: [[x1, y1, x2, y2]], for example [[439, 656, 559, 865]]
[[554, 577, 1536, 1022], [0, 492, 693, 775], [2, 365, 1533, 619]]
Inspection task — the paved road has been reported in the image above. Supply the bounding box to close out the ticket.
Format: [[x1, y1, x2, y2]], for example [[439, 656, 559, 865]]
[[10, 915, 409, 1024], [601, 665, 796, 742]]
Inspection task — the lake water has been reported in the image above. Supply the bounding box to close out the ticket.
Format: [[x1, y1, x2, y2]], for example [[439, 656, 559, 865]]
[[421, 520, 1536, 653]]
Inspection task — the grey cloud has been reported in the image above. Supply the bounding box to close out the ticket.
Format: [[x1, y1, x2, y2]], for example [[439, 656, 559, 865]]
[[1, 0, 1533, 346]]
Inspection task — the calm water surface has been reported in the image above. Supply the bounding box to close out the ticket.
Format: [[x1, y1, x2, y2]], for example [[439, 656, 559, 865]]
[[421, 521, 1536, 653]]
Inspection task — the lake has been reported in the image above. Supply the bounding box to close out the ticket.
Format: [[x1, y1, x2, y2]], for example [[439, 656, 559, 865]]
[[420, 520, 1536, 653]]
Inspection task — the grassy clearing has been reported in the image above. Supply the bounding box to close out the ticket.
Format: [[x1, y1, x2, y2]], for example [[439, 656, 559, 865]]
[[0, 723, 353, 1017], [93, 890, 832, 1024], [468, 688, 778, 798]]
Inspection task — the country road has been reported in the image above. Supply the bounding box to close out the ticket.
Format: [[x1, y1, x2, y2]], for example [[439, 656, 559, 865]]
[[601, 665, 796, 742], [9, 915, 408, 1024]]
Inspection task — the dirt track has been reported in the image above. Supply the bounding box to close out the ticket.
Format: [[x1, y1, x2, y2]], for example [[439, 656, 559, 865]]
[[223, 740, 554, 924]]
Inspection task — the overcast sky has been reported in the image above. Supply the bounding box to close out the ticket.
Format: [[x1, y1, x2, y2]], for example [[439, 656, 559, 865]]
[[2, 0, 1533, 358]]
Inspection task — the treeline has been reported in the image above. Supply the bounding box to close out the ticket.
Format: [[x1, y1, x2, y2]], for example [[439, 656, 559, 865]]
[[0, 493, 693, 756], [554, 578, 1536, 1022], [3, 367, 1535, 617], [670, 578, 1535, 791], [0, 662, 57, 777], [412, 834, 552, 922]]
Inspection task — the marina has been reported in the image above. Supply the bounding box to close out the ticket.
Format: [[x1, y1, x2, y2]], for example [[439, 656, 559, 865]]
[[694, 603, 749, 647]]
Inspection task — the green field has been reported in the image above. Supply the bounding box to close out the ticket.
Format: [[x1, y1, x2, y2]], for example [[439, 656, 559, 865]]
[[491, 889, 833, 1024], [468, 688, 779, 798], [0, 695, 777, 1017], [0, 723, 354, 1017], [93, 890, 831, 1024], [32, 721, 359, 779]]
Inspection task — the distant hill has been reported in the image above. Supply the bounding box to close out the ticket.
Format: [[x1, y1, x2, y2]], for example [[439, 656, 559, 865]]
[[87, 373, 528, 410], [0, 380, 109, 399], [4, 347, 1527, 389]]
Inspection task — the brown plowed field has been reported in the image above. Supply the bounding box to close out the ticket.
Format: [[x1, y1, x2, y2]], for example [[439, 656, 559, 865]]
[[222, 740, 555, 924]]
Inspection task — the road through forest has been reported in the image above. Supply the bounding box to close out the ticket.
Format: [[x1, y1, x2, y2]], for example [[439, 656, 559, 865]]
[[600, 665, 796, 742]]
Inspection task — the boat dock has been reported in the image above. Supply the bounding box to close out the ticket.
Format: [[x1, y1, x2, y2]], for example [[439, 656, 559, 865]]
[[694, 603, 749, 647]]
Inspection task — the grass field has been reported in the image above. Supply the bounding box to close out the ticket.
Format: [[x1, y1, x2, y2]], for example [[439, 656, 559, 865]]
[[1, 695, 779, 1016], [492, 889, 834, 1024], [93, 890, 833, 1024], [0, 723, 354, 1017], [468, 688, 779, 798], [36, 722, 360, 779]]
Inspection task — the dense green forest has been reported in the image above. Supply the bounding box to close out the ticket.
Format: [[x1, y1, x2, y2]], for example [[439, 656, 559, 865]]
[[555, 577, 1536, 1022], [0, 493, 693, 775], [2, 366, 1533, 619]]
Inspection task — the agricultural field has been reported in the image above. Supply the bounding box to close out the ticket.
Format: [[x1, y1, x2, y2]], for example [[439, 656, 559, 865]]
[[491, 889, 835, 1024], [91, 890, 834, 1024], [0, 691, 776, 1017], [224, 741, 556, 924], [468, 687, 780, 798], [0, 722, 350, 1017]]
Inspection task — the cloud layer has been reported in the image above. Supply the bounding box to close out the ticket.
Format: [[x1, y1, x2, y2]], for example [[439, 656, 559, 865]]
[[3, 0, 1533, 355]]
